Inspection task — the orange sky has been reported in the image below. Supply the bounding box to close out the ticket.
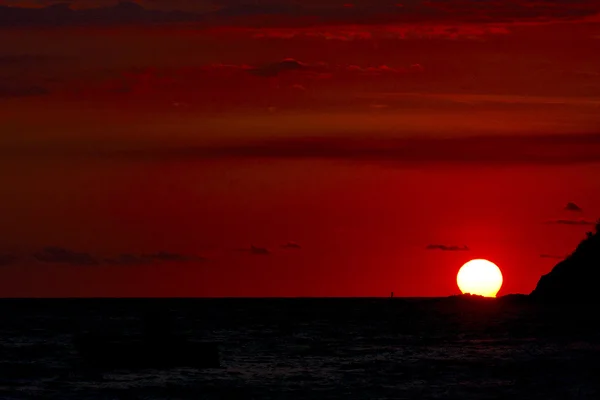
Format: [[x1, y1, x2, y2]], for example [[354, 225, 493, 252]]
[[0, 0, 599, 297]]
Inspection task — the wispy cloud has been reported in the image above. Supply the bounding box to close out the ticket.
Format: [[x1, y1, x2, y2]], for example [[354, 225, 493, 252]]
[[544, 219, 594, 225], [104, 254, 148, 266], [281, 241, 302, 249], [34, 247, 98, 266], [32, 247, 205, 266], [235, 245, 271, 255], [124, 133, 600, 166], [564, 202, 583, 212], [2, 0, 597, 28], [77, 59, 423, 98], [0, 54, 63, 65], [249, 245, 270, 255], [0, 254, 17, 267], [426, 244, 470, 251], [144, 251, 205, 262], [0, 82, 49, 98], [0, 2, 200, 28], [249, 59, 308, 77], [8, 133, 600, 167]]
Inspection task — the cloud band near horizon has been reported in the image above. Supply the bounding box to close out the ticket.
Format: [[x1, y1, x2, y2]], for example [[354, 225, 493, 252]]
[[4, 133, 600, 167]]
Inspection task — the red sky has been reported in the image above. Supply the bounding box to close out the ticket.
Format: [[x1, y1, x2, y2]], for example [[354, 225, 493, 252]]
[[1, 0, 600, 297]]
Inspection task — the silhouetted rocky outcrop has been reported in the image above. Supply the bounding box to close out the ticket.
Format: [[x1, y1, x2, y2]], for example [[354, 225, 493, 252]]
[[530, 219, 600, 303]]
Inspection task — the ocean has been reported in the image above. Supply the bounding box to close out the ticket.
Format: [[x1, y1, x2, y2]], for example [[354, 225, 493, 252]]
[[0, 298, 598, 399]]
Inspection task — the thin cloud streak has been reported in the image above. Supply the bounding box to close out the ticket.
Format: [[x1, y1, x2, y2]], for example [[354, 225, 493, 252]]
[[0, 254, 17, 267], [234, 245, 271, 255], [1, 0, 598, 28], [31, 247, 206, 266], [282, 241, 302, 249], [426, 244, 470, 251], [34, 247, 98, 266], [0, 83, 49, 98], [544, 219, 595, 225], [4, 133, 600, 167]]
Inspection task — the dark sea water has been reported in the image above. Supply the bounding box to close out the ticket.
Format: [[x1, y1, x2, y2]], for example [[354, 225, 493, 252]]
[[1, 298, 599, 399]]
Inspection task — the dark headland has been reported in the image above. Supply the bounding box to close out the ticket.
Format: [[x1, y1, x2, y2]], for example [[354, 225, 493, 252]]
[[529, 219, 600, 303], [454, 219, 600, 304]]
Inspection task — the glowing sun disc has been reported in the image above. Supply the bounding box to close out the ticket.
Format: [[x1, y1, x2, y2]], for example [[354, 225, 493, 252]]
[[457, 259, 503, 297]]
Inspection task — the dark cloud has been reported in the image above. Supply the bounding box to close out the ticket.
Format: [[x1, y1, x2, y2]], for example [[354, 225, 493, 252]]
[[238, 24, 509, 41], [564, 202, 583, 212], [144, 251, 206, 262], [209, 2, 303, 18], [0, 2, 199, 27], [0, 54, 61, 65], [281, 241, 302, 249], [104, 253, 147, 265], [0, 83, 49, 98], [1, 0, 597, 28], [426, 244, 469, 251], [250, 245, 270, 255], [34, 247, 98, 266], [8, 132, 600, 167], [221, 60, 414, 77], [33, 247, 204, 266], [0, 254, 17, 267], [86, 60, 418, 97], [133, 133, 600, 167], [249, 59, 307, 78], [195, 0, 600, 27], [544, 219, 594, 225], [237, 245, 270, 255]]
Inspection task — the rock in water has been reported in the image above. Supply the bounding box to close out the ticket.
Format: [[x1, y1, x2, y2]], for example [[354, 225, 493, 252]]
[[530, 220, 600, 303]]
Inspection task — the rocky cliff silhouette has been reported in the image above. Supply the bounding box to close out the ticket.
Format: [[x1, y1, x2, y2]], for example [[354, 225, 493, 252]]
[[530, 219, 600, 302]]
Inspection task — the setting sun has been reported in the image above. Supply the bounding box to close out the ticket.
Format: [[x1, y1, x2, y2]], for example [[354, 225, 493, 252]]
[[457, 259, 503, 297]]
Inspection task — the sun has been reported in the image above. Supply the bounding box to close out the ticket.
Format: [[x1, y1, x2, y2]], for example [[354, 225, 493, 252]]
[[457, 259, 503, 297]]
